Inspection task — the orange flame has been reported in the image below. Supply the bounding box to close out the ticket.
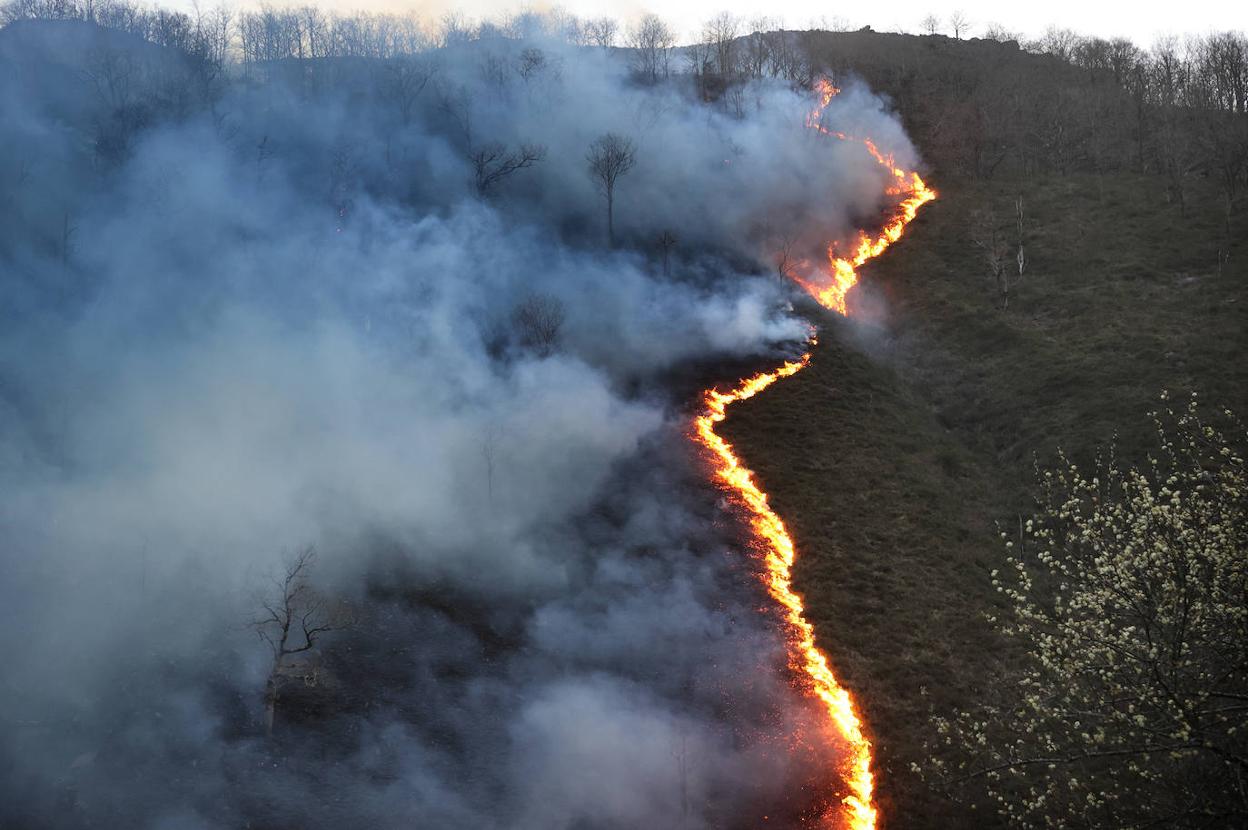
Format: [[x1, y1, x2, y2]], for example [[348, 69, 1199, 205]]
[[693, 347, 876, 830], [796, 79, 937, 314], [690, 79, 937, 828]]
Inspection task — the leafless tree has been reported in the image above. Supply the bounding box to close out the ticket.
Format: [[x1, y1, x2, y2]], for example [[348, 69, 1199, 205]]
[[921, 14, 940, 36], [383, 56, 436, 125], [742, 18, 772, 79], [981, 23, 1018, 43], [627, 14, 674, 84], [438, 11, 473, 48], [585, 17, 617, 49], [1030, 25, 1083, 61], [586, 132, 636, 247], [511, 293, 566, 357], [470, 142, 546, 196], [949, 11, 969, 40], [703, 12, 740, 78], [516, 47, 546, 82], [252, 547, 343, 737], [773, 229, 801, 282]]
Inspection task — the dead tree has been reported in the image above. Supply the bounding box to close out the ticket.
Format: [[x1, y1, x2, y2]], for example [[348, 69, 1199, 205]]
[[773, 230, 801, 282], [586, 133, 636, 247], [470, 142, 546, 196], [252, 547, 341, 737]]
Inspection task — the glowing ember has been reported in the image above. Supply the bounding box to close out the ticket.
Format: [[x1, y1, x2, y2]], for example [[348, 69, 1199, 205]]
[[691, 79, 938, 828], [796, 78, 937, 314]]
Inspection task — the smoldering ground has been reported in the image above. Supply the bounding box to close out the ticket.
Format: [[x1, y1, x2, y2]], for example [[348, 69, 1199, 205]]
[[0, 11, 923, 828]]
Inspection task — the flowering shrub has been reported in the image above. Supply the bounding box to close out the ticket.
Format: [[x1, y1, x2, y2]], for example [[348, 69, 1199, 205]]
[[925, 393, 1247, 827]]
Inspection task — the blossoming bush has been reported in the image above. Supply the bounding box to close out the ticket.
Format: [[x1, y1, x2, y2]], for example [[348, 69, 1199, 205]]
[[925, 394, 1247, 827]]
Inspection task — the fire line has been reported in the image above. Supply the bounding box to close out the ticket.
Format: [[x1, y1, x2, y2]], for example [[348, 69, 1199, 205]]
[[691, 80, 936, 829]]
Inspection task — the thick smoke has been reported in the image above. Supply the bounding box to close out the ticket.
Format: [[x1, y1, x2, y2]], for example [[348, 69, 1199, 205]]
[[0, 15, 920, 829]]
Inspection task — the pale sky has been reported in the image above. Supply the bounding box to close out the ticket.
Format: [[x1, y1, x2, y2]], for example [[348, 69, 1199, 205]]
[[175, 0, 1248, 46], [495, 0, 1246, 45]]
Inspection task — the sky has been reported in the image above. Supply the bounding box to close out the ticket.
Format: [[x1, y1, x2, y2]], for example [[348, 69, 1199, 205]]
[[282, 0, 1247, 46]]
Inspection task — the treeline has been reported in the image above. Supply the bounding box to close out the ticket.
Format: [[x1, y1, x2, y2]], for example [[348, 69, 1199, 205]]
[[1, 0, 230, 64], [803, 27, 1247, 228], [4, 0, 1245, 225]]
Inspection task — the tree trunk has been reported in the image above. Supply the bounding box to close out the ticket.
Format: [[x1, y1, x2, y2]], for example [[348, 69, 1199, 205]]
[[264, 675, 278, 737], [606, 189, 615, 248]]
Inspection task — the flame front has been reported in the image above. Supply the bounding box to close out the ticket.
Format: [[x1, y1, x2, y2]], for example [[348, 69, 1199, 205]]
[[690, 80, 937, 828], [693, 351, 876, 829], [796, 79, 937, 314]]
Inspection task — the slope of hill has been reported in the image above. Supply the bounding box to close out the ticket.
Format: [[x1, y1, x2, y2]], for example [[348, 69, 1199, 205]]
[[724, 169, 1247, 825]]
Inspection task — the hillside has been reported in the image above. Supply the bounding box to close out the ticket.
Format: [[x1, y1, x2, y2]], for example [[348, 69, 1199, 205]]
[[723, 170, 1247, 825], [0, 6, 1244, 828]]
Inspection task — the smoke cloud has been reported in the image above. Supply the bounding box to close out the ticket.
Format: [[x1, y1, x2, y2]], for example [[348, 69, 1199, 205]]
[[0, 13, 920, 828]]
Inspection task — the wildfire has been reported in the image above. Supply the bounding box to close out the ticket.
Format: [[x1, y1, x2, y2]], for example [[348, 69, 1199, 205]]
[[690, 79, 937, 828], [795, 78, 937, 314], [693, 350, 876, 829]]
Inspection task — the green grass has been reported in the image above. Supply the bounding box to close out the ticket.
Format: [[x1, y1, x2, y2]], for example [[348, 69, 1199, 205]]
[[719, 172, 1248, 827]]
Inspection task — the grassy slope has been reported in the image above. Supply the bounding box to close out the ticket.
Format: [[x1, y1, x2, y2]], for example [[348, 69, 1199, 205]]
[[719, 173, 1247, 827]]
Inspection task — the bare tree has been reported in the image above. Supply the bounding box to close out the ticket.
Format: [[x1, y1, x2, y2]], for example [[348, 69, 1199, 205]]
[[743, 18, 772, 79], [627, 14, 674, 84], [703, 12, 740, 78], [981, 23, 1019, 43], [383, 56, 436, 125], [516, 47, 547, 82], [921, 14, 940, 36], [586, 132, 636, 247], [773, 229, 801, 282], [438, 10, 473, 47], [252, 547, 343, 737], [949, 10, 969, 40], [511, 293, 566, 357], [470, 142, 546, 196], [584, 17, 617, 49]]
